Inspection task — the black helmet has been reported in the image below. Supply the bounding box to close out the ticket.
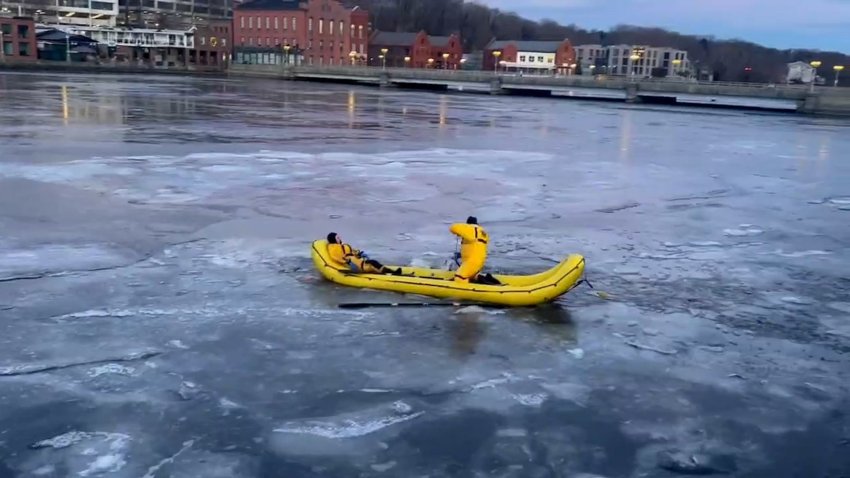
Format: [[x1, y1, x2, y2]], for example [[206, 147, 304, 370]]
[[327, 232, 338, 243], [466, 216, 478, 225]]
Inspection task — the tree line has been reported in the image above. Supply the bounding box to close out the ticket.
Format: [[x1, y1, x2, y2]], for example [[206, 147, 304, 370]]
[[345, 0, 849, 84]]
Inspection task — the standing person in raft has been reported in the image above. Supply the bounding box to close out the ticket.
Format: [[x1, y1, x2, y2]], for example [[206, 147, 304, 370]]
[[450, 216, 501, 285], [326, 233, 402, 275]]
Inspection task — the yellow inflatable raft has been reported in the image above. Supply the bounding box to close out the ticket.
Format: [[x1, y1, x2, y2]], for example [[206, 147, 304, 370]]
[[310, 239, 586, 307]]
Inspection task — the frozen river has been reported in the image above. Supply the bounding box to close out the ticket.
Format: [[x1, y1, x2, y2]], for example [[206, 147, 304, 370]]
[[1, 71, 849, 477]]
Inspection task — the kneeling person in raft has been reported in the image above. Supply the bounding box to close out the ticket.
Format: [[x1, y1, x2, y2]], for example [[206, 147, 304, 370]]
[[326, 233, 402, 275], [449, 216, 500, 285]]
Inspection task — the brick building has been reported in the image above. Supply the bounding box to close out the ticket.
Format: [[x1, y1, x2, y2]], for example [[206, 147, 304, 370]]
[[0, 16, 37, 63], [368, 30, 462, 69], [233, 0, 369, 66], [191, 20, 232, 70], [484, 39, 576, 75]]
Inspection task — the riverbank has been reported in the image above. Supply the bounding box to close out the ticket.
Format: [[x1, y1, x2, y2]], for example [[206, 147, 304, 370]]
[[3, 60, 850, 116]]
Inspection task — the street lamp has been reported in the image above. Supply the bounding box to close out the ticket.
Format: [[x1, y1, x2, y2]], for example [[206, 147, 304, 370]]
[[403, 56, 410, 67], [427, 58, 434, 68], [349, 50, 356, 66], [671, 58, 682, 77], [492, 50, 501, 73], [810, 60, 822, 92], [442, 52, 449, 69], [380, 47, 388, 69], [629, 53, 640, 77], [283, 44, 291, 65], [834, 65, 845, 87]]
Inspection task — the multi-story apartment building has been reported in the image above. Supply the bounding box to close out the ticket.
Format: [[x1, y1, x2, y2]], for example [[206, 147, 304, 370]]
[[575, 44, 690, 77]]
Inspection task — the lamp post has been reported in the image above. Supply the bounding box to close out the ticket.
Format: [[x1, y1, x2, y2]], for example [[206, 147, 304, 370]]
[[492, 50, 501, 73], [403, 55, 410, 68], [349, 50, 357, 66], [570, 63, 577, 76], [834, 65, 845, 87], [810, 60, 822, 92], [629, 53, 640, 78], [283, 44, 290, 64], [441, 52, 449, 69], [671, 58, 682, 77], [380, 47, 388, 69], [427, 57, 434, 68]]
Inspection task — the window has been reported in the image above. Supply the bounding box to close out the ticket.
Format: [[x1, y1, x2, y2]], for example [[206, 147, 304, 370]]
[[3, 41, 13, 56], [240, 17, 244, 28], [222, 39, 227, 47], [329, 41, 334, 52], [319, 40, 323, 50], [529, 56, 534, 62], [266, 37, 270, 46], [547, 58, 553, 64], [19, 42, 30, 56], [330, 57, 334, 65], [329, 19, 333, 35], [275, 38, 280, 45], [319, 19, 323, 34], [256, 16, 261, 28], [249, 17, 253, 28], [240, 36, 245, 45], [339, 21, 344, 37], [519, 55, 525, 62], [274, 17, 278, 29], [350, 24, 354, 38], [200, 36, 205, 46], [292, 17, 296, 31], [266, 17, 270, 29], [358, 25, 363, 39], [308, 17, 313, 32], [283, 17, 287, 29], [537, 56, 543, 62], [249, 37, 254, 45]]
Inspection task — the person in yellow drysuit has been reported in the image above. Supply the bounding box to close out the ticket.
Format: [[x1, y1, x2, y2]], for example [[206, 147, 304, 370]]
[[449, 216, 500, 284], [326, 232, 401, 275]]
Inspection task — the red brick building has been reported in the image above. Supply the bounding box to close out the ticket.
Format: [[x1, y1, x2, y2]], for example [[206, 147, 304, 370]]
[[233, 0, 369, 66], [368, 31, 463, 69], [1, 16, 37, 63], [191, 20, 232, 70], [484, 39, 576, 74]]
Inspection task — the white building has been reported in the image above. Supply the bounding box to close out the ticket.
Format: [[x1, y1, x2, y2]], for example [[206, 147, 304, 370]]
[[72, 25, 195, 49], [1, 0, 119, 27], [786, 61, 815, 84], [575, 44, 690, 78]]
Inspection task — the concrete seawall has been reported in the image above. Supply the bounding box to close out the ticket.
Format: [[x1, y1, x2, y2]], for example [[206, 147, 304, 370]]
[[227, 64, 850, 117]]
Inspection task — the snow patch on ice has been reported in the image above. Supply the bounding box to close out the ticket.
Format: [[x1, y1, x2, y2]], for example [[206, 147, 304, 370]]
[[723, 225, 763, 237], [273, 412, 424, 439], [512, 393, 547, 406], [87, 364, 135, 378]]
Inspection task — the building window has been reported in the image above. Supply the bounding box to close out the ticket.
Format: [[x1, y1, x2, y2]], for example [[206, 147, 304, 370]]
[[256, 17, 261, 29], [240, 17, 244, 28], [266, 37, 270, 46], [274, 17, 278, 29], [283, 17, 287, 29], [529, 56, 534, 63], [266, 17, 270, 29], [339, 21, 344, 37], [330, 57, 334, 65], [292, 17, 296, 31], [547, 58, 553, 64], [519, 55, 525, 62], [319, 19, 323, 34], [19, 42, 30, 56], [537, 56, 543, 62], [222, 39, 227, 47], [329, 41, 334, 52], [240, 36, 245, 45], [350, 24, 354, 38], [308, 17, 313, 32], [249, 37, 254, 45], [249, 17, 253, 28], [329, 19, 334, 35], [358, 25, 363, 39]]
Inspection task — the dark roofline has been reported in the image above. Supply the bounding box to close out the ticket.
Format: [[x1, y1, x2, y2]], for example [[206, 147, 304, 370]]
[[236, 0, 303, 11]]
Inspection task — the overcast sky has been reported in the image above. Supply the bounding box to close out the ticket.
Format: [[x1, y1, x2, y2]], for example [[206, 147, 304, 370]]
[[475, 0, 850, 53]]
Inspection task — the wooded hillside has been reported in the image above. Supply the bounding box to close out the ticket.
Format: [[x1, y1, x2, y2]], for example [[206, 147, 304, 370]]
[[346, 0, 849, 84]]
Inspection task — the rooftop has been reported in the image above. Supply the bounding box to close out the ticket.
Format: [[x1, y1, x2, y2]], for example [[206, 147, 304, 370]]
[[487, 40, 566, 53], [236, 0, 302, 11]]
